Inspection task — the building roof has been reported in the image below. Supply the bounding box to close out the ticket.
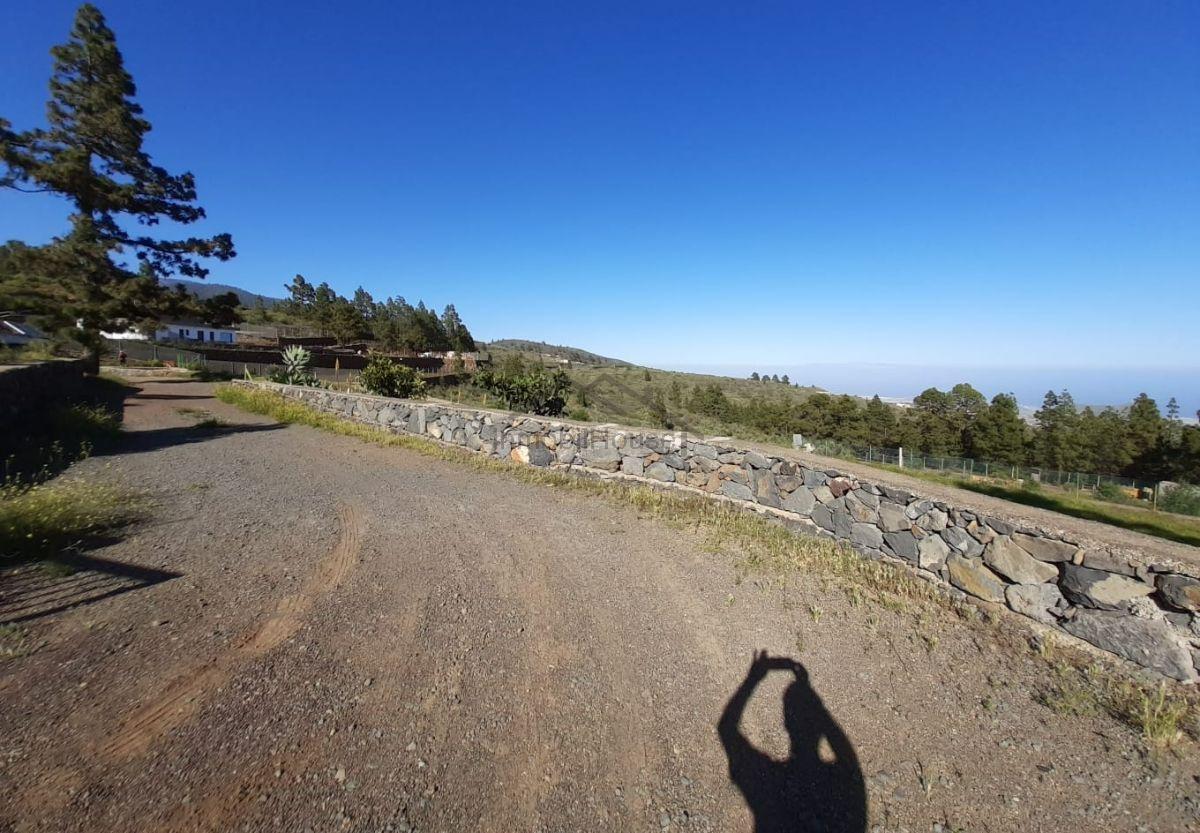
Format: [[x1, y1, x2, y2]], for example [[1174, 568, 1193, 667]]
[[160, 320, 240, 330], [1, 319, 48, 340]]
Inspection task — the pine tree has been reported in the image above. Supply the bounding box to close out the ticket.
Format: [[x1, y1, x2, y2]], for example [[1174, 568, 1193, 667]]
[[1164, 397, 1183, 448], [749, 372, 759, 381], [949, 383, 988, 455], [202, 292, 242, 327], [1, 4, 234, 367], [1079, 407, 1133, 474], [438, 304, 474, 352], [1126, 393, 1162, 463], [863, 395, 898, 448], [1034, 390, 1083, 471], [351, 286, 375, 321], [910, 387, 959, 455], [328, 300, 365, 344], [284, 274, 316, 310], [970, 393, 1027, 466]]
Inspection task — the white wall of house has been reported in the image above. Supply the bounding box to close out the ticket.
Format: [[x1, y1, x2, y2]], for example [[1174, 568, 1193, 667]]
[[155, 325, 237, 344]]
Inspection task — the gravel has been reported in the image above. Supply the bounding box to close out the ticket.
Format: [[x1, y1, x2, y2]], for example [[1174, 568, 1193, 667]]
[[0, 379, 1196, 832]]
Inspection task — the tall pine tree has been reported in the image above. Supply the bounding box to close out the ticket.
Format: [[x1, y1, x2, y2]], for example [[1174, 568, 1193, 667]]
[[970, 393, 1027, 466], [1, 4, 234, 368]]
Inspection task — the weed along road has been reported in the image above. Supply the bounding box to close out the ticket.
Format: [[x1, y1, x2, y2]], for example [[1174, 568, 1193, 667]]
[[1, 378, 1197, 833]]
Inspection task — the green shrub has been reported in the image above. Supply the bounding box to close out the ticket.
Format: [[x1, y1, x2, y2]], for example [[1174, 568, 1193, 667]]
[[358, 356, 426, 398], [1160, 485, 1200, 517], [567, 407, 590, 422], [1094, 483, 1134, 504], [475, 364, 571, 416], [2, 402, 121, 486]]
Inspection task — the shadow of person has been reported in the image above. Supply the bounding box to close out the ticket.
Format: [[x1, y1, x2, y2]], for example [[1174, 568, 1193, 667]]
[[718, 651, 867, 833]]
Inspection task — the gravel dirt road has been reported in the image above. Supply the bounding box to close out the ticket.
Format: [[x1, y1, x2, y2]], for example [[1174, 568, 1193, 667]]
[[1, 378, 1197, 832]]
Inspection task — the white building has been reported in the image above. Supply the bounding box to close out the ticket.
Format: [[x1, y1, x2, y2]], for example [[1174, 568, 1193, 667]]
[[155, 321, 238, 344], [100, 320, 240, 344]]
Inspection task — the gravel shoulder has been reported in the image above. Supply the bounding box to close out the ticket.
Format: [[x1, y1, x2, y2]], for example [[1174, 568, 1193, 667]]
[[1, 379, 1197, 833]]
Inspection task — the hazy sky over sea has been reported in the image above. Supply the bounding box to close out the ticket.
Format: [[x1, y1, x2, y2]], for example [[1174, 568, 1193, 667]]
[[666, 363, 1200, 418]]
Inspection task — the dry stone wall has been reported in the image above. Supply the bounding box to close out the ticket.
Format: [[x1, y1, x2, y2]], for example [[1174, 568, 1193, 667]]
[[241, 381, 1200, 683], [0, 360, 89, 431]]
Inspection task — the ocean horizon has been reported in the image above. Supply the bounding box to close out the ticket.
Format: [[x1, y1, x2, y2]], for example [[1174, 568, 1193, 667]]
[[662, 362, 1200, 419]]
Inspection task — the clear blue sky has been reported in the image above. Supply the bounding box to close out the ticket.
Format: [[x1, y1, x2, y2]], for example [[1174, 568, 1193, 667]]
[[2, 1, 1198, 378]]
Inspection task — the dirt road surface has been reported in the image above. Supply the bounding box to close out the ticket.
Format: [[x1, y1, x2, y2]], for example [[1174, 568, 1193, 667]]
[[1, 379, 1197, 832]]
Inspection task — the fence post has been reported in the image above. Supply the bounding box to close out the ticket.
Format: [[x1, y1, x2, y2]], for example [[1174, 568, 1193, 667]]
[[898, 447, 904, 469]]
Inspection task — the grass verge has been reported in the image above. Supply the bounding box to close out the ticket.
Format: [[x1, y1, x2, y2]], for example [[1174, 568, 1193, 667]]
[[2, 376, 129, 486], [865, 464, 1200, 548], [0, 477, 142, 562], [217, 383, 1199, 748], [1037, 650, 1196, 750]]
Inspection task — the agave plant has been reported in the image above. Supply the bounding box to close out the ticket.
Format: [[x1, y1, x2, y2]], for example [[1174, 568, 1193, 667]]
[[270, 345, 319, 386]]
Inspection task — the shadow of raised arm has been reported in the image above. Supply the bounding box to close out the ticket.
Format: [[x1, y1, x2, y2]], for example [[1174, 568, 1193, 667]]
[[716, 651, 867, 833]]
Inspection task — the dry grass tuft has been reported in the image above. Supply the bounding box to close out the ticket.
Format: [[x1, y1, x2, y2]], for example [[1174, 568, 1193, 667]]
[[0, 478, 142, 562]]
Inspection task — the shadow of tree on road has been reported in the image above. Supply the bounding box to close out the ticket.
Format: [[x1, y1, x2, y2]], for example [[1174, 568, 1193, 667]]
[[718, 651, 867, 833], [92, 422, 284, 458], [0, 551, 181, 625]]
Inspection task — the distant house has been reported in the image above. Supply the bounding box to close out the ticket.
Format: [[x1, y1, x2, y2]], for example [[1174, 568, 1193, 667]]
[[99, 320, 240, 344], [155, 321, 238, 344], [1, 316, 49, 347]]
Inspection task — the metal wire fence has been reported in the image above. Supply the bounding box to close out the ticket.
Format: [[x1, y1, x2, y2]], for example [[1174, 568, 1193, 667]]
[[803, 436, 1150, 496]]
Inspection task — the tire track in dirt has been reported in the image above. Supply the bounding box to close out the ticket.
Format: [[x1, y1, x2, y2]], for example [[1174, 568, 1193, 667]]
[[18, 504, 363, 827], [100, 504, 362, 761]]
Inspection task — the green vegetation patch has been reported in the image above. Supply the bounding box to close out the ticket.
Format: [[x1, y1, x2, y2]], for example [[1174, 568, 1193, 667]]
[[2, 394, 124, 487], [0, 477, 142, 562], [868, 464, 1200, 548], [1037, 650, 1196, 750]]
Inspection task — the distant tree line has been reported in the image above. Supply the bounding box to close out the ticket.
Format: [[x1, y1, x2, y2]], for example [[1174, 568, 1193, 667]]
[[686, 382, 1200, 483], [749, 372, 791, 385], [279, 275, 475, 353]]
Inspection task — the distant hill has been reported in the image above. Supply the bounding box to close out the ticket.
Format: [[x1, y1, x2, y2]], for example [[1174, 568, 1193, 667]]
[[165, 279, 283, 309], [486, 339, 629, 366]]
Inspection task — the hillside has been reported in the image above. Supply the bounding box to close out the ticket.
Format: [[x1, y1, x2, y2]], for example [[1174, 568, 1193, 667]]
[[485, 339, 628, 366], [166, 279, 283, 309], [454, 347, 833, 441], [566, 363, 828, 437]]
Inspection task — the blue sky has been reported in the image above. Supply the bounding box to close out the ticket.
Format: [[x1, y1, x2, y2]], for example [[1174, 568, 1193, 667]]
[[2, 1, 1198, 399]]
